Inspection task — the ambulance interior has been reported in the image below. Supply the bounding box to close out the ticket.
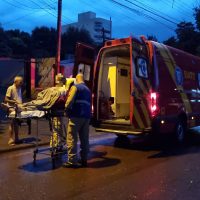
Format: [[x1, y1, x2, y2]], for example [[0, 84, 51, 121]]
[[97, 45, 131, 124]]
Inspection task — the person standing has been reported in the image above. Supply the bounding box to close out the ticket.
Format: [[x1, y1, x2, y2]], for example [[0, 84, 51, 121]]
[[5, 76, 23, 145], [63, 73, 91, 168], [50, 73, 67, 150]]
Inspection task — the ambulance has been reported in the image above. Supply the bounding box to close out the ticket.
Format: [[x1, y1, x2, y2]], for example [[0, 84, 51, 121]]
[[74, 37, 200, 142]]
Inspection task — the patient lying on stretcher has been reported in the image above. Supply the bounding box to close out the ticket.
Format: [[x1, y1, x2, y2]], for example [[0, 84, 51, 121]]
[[8, 77, 75, 118], [9, 76, 75, 149], [6, 86, 66, 118], [19, 86, 66, 111]]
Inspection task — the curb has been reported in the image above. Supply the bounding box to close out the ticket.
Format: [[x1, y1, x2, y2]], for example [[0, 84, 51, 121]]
[[0, 133, 116, 154]]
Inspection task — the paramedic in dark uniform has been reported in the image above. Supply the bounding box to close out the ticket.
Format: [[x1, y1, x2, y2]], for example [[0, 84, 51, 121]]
[[63, 73, 91, 168]]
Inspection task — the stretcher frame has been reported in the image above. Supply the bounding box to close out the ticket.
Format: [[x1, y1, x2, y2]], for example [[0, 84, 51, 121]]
[[1, 102, 66, 169], [33, 109, 67, 169]]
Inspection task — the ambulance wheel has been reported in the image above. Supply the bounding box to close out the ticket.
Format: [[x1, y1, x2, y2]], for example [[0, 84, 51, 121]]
[[114, 134, 130, 147], [174, 120, 186, 143], [33, 149, 38, 166], [116, 134, 127, 138]]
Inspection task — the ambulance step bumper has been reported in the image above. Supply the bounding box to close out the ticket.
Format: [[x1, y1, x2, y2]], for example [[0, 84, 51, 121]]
[[95, 128, 148, 135]]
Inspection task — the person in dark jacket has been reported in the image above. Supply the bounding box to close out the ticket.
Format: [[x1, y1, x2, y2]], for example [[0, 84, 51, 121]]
[[63, 73, 91, 168]]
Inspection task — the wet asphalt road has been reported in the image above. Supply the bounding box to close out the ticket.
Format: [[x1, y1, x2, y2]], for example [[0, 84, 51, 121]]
[[1, 128, 200, 200]]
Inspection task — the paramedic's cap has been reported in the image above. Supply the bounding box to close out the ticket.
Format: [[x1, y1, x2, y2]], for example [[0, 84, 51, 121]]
[[14, 76, 23, 83]]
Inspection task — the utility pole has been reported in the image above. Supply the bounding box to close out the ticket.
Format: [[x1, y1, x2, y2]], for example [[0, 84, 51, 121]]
[[102, 27, 105, 46], [172, 0, 174, 8], [55, 0, 62, 75], [110, 17, 112, 39]]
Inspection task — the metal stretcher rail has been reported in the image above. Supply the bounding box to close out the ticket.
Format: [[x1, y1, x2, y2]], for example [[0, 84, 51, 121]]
[[33, 109, 67, 169], [1, 102, 67, 169]]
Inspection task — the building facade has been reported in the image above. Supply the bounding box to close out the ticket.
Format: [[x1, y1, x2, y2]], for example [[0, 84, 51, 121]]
[[62, 11, 112, 45]]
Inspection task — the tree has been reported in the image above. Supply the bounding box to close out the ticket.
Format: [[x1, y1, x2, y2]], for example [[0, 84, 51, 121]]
[[0, 28, 12, 57], [8, 37, 27, 56], [61, 26, 94, 59], [192, 6, 200, 56], [175, 21, 198, 54], [0, 42, 12, 57], [163, 36, 178, 47], [2, 29, 31, 58], [4, 30, 29, 57], [194, 7, 200, 31], [176, 22, 196, 41], [163, 21, 199, 55], [147, 35, 158, 42], [0, 24, 95, 59], [31, 26, 57, 58]]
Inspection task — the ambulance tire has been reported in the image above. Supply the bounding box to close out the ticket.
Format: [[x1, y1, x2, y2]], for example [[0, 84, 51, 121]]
[[114, 134, 130, 147], [174, 119, 186, 144], [116, 134, 127, 138]]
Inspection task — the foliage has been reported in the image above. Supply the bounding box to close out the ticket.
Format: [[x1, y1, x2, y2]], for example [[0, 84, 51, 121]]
[[163, 7, 200, 56], [147, 35, 158, 42], [31, 26, 57, 58], [163, 36, 177, 48], [194, 6, 200, 31], [61, 26, 94, 58], [2, 6, 200, 58], [0, 26, 94, 59]]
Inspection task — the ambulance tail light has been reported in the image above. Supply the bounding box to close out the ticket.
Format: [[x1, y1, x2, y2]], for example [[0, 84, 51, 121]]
[[150, 92, 159, 117]]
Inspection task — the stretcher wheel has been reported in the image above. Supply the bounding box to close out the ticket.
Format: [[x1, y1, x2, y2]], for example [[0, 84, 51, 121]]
[[51, 150, 56, 169], [33, 149, 38, 165], [174, 119, 186, 144]]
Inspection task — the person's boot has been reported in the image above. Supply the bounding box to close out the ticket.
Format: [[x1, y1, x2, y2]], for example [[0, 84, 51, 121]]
[[63, 162, 82, 168], [8, 138, 15, 146]]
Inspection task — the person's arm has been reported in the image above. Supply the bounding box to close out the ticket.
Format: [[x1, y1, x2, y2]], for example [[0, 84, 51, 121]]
[[4, 87, 17, 105], [65, 85, 77, 110], [4, 96, 17, 105]]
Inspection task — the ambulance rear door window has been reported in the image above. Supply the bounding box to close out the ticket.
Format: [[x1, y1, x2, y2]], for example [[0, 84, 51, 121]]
[[120, 69, 128, 77], [136, 57, 149, 79]]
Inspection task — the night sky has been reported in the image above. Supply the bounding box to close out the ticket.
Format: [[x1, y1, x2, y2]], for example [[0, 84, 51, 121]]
[[1, 0, 198, 41]]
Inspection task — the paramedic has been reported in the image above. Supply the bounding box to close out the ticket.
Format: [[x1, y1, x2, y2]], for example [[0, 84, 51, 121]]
[[5, 76, 23, 146], [63, 73, 91, 168], [50, 73, 67, 149]]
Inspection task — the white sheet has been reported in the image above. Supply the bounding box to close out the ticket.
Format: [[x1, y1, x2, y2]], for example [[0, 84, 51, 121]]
[[9, 110, 45, 119]]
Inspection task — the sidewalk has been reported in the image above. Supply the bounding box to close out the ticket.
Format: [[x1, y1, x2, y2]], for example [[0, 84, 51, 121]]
[[0, 119, 51, 153], [0, 118, 107, 154]]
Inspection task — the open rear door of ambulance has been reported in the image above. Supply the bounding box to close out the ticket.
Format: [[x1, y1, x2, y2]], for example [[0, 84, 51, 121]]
[[73, 42, 95, 91], [94, 37, 152, 136], [93, 37, 140, 135], [131, 38, 153, 134]]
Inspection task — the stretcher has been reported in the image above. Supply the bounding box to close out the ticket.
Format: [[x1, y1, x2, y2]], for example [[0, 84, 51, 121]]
[[33, 108, 67, 169], [1, 102, 67, 169]]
